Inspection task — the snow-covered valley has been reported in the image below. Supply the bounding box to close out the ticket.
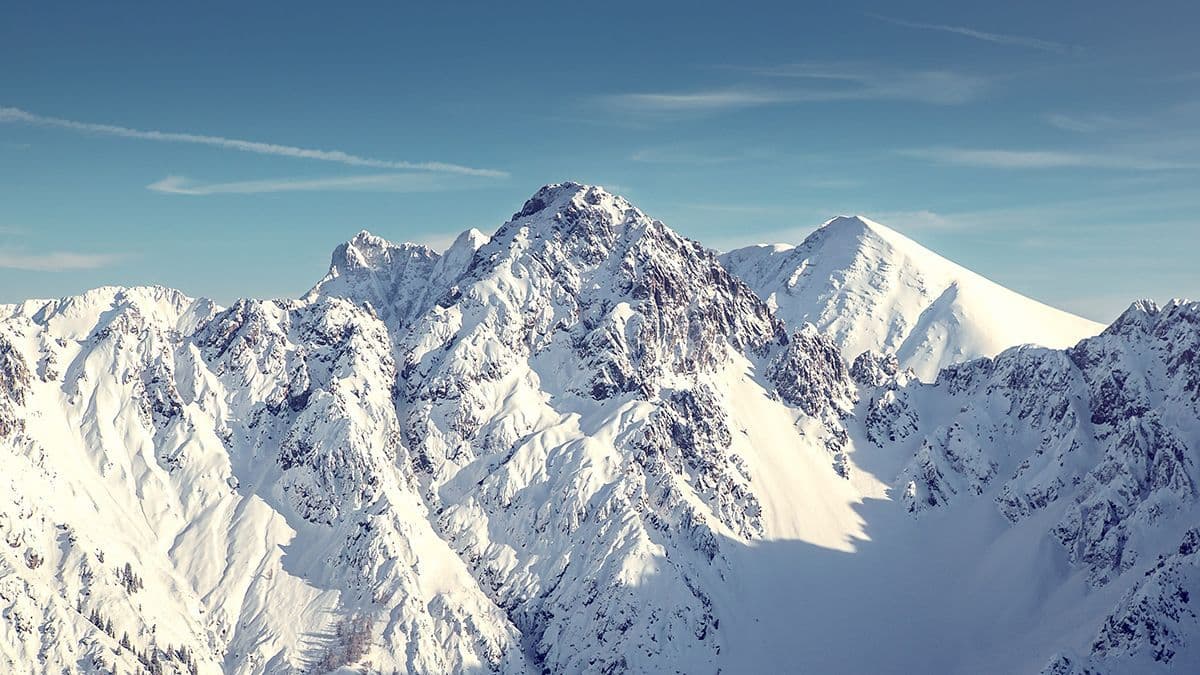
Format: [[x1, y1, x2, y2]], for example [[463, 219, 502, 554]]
[[1, 182, 1195, 674]]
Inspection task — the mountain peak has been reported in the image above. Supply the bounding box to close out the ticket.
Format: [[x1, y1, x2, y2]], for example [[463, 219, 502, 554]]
[[308, 231, 450, 328], [722, 213, 1103, 379], [1126, 298, 1161, 315], [1103, 297, 1199, 336], [350, 228, 385, 246], [447, 227, 489, 253], [512, 182, 634, 222], [814, 214, 902, 245], [333, 230, 438, 276], [821, 214, 879, 231]]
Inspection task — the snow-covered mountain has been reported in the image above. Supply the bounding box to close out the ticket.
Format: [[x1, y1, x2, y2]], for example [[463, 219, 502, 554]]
[[304, 227, 490, 333], [0, 183, 1195, 674], [721, 215, 1103, 380]]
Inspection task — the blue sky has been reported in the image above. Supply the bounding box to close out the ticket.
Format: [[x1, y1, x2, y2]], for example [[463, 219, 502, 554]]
[[1, 1, 1197, 321]]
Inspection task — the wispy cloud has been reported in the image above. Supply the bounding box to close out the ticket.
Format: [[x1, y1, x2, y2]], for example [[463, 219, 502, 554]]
[[898, 147, 1199, 170], [603, 62, 987, 113], [595, 182, 634, 197], [760, 63, 987, 104], [794, 178, 862, 190], [1045, 112, 1127, 133], [0, 249, 122, 271], [679, 203, 790, 215], [914, 190, 1200, 228], [606, 90, 785, 112], [866, 13, 1075, 53], [869, 209, 961, 230], [0, 106, 506, 177], [630, 146, 772, 164], [146, 173, 463, 195], [0, 218, 119, 270], [1163, 71, 1200, 82]]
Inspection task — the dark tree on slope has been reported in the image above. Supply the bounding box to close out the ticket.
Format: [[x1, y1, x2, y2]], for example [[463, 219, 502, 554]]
[[315, 615, 374, 671], [118, 561, 144, 593]]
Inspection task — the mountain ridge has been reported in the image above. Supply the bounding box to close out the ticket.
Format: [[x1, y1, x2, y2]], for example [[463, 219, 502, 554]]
[[0, 182, 1194, 674]]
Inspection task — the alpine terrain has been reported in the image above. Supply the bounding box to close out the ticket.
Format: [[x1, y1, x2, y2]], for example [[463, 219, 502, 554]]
[[1, 182, 1195, 674], [721, 215, 1104, 380]]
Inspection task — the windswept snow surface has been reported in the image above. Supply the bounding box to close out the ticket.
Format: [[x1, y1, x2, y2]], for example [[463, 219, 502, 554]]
[[1, 183, 1196, 674], [722, 215, 1103, 380]]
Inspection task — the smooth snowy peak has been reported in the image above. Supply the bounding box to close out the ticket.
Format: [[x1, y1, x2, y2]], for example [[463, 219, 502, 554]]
[[820, 214, 880, 236], [722, 213, 1104, 380]]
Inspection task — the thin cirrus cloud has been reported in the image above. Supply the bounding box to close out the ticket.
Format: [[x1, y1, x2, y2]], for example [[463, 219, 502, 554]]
[[630, 146, 772, 164], [0, 250, 122, 272], [146, 173, 457, 195], [868, 209, 960, 231], [865, 13, 1076, 53], [604, 62, 987, 113], [898, 147, 1199, 171], [0, 225, 118, 271], [609, 90, 787, 112], [0, 106, 506, 178], [1045, 113, 1128, 133], [746, 63, 986, 105]]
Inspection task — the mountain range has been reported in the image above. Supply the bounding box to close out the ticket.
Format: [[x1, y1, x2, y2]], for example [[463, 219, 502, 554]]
[[1, 182, 1195, 674]]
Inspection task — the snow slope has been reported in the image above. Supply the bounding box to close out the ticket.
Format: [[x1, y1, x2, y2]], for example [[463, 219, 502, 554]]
[[0, 183, 1195, 674], [0, 287, 526, 674], [721, 215, 1104, 380]]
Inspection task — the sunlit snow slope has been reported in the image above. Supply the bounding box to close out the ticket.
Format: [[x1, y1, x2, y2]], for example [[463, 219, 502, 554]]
[[722, 215, 1104, 380]]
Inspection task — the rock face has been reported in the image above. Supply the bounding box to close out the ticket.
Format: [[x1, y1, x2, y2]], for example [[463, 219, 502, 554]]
[[0, 183, 1196, 674], [385, 183, 793, 672], [305, 227, 490, 332], [1092, 527, 1200, 665], [859, 298, 1200, 671], [887, 300, 1199, 582]]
